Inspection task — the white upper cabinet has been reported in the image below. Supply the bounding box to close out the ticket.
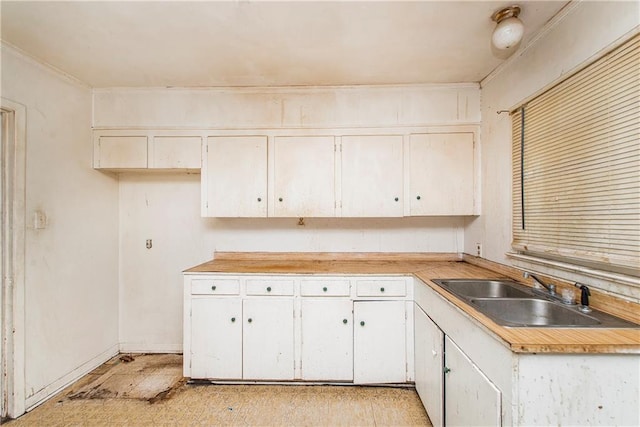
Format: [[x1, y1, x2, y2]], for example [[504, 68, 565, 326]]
[[341, 135, 404, 217], [93, 128, 476, 217], [151, 136, 201, 169], [273, 136, 336, 217], [203, 136, 268, 217], [409, 133, 475, 215], [94, 136, 148, 169], [93, 132, 202, 171]]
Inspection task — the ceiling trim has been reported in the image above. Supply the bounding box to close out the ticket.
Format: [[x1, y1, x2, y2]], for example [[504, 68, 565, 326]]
[[1, 41, 91, 89], [92, 82, 481, 93]]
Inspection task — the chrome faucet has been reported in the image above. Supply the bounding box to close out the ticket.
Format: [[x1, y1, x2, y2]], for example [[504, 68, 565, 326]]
[[523, 271, 556, 295]]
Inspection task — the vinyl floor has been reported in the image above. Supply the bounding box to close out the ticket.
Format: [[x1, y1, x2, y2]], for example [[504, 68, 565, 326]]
[[6, 354, 432, 426]]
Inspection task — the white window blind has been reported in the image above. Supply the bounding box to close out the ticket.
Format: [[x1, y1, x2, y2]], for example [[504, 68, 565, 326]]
[[512, 34, 640, 275]]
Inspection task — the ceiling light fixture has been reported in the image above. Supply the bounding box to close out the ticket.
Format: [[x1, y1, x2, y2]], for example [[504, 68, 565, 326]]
[[491, 5, 524, 51]]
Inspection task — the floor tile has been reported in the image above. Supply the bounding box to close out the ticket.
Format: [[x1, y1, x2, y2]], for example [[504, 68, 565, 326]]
[[7, 354, 432, 426]]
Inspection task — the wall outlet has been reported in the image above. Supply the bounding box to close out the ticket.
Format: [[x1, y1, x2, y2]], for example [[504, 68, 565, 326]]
[[475, 243, 483, 257], [34, 210, 47, 229]]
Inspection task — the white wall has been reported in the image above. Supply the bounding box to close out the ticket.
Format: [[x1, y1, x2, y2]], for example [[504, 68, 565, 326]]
[[1, 45, 120, 408], [106, 84, 477, 351], [466, 2, 639, 278]]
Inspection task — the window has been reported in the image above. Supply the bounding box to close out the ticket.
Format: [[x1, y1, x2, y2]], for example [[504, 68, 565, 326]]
[[512, 34, 639, 277]]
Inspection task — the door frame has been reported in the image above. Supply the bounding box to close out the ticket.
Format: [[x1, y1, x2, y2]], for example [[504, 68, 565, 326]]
[[1, 98, 26, 419]]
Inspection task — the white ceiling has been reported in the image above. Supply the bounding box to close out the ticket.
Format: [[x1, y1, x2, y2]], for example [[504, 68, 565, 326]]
[[1, 1, 569, 88]]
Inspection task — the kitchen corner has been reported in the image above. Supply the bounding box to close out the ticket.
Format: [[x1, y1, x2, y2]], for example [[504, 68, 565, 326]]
[[183, 251, 640, 426]]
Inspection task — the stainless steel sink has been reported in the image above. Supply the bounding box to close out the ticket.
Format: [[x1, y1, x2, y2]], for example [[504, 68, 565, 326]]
[[470, 298, 601, 327], [432, 279, 534, 299], [431, 278, 639, 328]]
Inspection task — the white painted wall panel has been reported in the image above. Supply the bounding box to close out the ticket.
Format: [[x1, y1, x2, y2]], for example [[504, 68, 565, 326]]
[[118, 174, 209, 352], [1, 46, 119, 408], [93, 84, 480, 129]]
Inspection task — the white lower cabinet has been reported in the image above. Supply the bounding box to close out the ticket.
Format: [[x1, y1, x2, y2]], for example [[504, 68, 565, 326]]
[[414, 304, 444, 427], [185, 274, 411, 385], [414, 278, 639, 426], [444, 336, 501, 427], [414, 304, 500, 427], [353, 300, 406, 384], [300, 299, 353, 381], [243, 298, 295, 380], [190, 297, 242, 379]]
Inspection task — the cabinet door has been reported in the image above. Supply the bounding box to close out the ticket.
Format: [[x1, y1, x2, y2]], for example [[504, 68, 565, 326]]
[[95, 136, 148, 169], [445, 336, 501, 426], [273, 136, 336, 217], [409, 133, 475, 215], [151, 136, 201, 169], [414, 304, 444, 427], [353, 300, 406, 384], [243, 298, 294, 380], [203, 136, 267, 217], [190, 298, 242, 379], [341, 135, 404, 217], [300, 299, 353, 381]]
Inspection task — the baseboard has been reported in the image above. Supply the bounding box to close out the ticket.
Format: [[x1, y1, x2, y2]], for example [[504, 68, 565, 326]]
[[25, 343, 119, 411], [119, 343, 182, 354]]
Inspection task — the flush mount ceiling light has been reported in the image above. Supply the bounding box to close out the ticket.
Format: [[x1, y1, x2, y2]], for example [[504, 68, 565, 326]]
[[491, 5, 524, 51]]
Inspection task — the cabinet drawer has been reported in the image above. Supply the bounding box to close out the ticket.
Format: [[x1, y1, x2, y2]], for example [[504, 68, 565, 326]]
[[246, 280, 294, 296], [191, 279, 240, 295], [356, 279, 406, 297], [300, 280, 351, 296]]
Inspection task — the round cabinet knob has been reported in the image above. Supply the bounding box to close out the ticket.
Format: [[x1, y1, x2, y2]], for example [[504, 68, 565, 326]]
[[394, 197, 399, 202], [444, 367, 451, 374], [279, 197, 283, 202], [380, 287, 385, 292], [323, 287, 328, 292], [257, 197, 262, 202], [360, 321, 365, 326], [416, 195, 421, 200], [248, 318, 253, 323], [432, 350, 437, 357], [266, 286, 272, 292], [211, 285, 216, 291], [231, 317, 236, 323], [343, 319, 348, 324]]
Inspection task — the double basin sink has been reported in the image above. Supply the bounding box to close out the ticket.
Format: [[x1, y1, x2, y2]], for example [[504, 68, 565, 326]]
[[431, 279, 639, 328]]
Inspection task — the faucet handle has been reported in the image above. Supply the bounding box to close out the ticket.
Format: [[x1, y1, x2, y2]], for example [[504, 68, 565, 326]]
[[575, 283, 592, 313]]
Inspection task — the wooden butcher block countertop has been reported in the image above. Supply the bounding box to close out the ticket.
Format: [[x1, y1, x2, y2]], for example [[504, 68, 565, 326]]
[[185, 252, 463, 274], [185, 252, 640, 355]]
